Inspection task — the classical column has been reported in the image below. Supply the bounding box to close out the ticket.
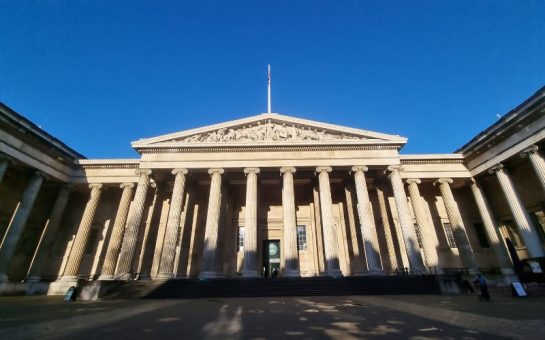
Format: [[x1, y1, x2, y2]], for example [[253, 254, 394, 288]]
[[375, 184, 399, 271], [0, 171, 46, 282], [386, 166, 426, 273], [316, 166, 342, 277], [61, 184, 103, 281], [351, 166, 383, 274], [469, 178, 513, 273], [281, 167, 300, 277], [26, 184, 72, 282], [157, 169, 188, 279], [0, 154, 11, 183], [200, 168, 224, 278], [405, 179, 439, 269], [434, 178, 478, 273], [521, 145, 545, 193], [115, 169, 152, 279], [98, 183, 135, 280], [242, 167, 260, 278], [489, 164, 545, 257]]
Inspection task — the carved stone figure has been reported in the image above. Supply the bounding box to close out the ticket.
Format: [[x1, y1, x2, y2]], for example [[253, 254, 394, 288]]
[[177, 121, 366, 143]]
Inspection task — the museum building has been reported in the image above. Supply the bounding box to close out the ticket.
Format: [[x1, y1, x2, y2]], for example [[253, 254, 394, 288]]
[[0, 86, 544, 294]]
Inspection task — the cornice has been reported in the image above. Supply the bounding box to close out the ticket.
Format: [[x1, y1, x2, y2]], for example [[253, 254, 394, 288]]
[[77, 159, 140, 169], [139, 144, 402, 154], [400, 154, 465, 165]]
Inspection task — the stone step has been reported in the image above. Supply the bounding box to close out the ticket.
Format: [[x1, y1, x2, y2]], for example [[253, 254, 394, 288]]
[[97, 275, 450, 300]]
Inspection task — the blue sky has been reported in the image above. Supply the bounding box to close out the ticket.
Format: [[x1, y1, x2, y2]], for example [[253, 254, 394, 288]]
[[1, 1, 544, 158]]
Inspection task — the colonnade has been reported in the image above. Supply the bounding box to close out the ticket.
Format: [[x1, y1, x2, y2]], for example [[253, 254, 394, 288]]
[[1, 144, 545, 282]]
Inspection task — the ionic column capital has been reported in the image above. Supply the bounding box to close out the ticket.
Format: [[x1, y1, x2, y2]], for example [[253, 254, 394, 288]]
[[520, 145, 539, 158], [88, 183, 103, 190], [120, 183, 135, 189], [172, 168, 188, 175], [33, 171, 49, 181], [385, 165, 403, 175], [405, 178, 421, 185], [315, 166, 332, 174], [0, 153, 16, 164], [135, 169, 152, 176], [433, 178, 453, 186], [280, 166, 296, 174], [60, 183, 74, 190], [467, 177, 477, 185], [488, 163, 504, 174], [208, 168, 224, 175], [351, 165, 368, 173], [244, 167, 261, 175]]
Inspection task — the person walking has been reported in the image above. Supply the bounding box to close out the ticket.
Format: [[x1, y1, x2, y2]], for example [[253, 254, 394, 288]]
[[473, 274, 490, 301]]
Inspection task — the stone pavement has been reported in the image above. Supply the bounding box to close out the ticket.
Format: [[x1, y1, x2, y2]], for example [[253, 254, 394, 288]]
[[1, 293, 544, 339]]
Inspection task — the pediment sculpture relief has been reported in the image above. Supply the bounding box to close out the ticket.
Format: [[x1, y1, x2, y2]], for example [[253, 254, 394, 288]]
[[176, 121, 366, 143]]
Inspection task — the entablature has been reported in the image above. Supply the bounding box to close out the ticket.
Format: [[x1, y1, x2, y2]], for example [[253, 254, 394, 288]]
[[399, 154, 471, 179]]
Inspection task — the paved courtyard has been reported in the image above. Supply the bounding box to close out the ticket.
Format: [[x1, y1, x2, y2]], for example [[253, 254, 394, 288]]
[[1, 293, 545, 339]]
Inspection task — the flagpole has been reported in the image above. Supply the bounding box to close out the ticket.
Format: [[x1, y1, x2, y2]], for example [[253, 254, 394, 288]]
[[267, 64, 271, 113]]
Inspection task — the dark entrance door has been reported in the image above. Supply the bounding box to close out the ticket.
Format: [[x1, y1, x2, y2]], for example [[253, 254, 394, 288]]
[[263, 240, 280, 278]]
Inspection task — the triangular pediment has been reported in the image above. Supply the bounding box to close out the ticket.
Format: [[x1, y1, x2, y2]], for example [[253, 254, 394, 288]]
[[132, 113, 406, 149]]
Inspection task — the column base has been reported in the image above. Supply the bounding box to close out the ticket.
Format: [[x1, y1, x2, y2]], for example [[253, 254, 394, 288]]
[[326, 269, 343, 278], [199, 271, 224, 279], [97, 275, 115, 281], [115, 273, 133, 281], [283, 269, 300, 278], [136, 274, 152, 281], [500, 267, 515, 275], [25, 276, 42, 283], [59, 275, 78, 282], [155, 273, 174, 280], [355, 270, 385, 276], [241, 270, 260, 278], [468, 268, 480, 275]]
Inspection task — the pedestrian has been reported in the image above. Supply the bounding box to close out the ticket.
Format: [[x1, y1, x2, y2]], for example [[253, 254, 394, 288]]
[[473, 274, 490, 301]]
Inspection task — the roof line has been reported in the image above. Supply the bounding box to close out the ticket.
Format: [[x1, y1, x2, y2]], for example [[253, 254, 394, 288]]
[[0, 102, 86, 160], [132, 112, 407, 147], [456, 85, 545, 153]]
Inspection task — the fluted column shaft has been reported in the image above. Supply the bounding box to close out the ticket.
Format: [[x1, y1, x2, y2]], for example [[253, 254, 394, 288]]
[[115, 169, 152, 279], [26, 184, 71, 282], [243, 167, 260, 277], [316, 166, 342, 277], [62, 184, 102, 280], [406, 179, 439, 269], [0, 172, 45, 282], [469, 179, 513, 272], [521, 145, 545, 193], [435, 178, 478, 273], [0, 159, 8, 183], [200, 168, 224, 278], [387, 166, 426, 273], [375, 184, 399, 271], [281, 167, 300, 277], [490, 164, 545, 257], [98, 183, 134, 280], [157, 169, 188, 279], [352, 166, 383, 274]]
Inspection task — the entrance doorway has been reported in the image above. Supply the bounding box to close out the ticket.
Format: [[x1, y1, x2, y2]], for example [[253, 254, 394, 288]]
[[263, 240, 280, 278]]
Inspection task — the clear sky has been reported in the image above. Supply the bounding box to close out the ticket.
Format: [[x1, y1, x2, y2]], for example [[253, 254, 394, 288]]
[[1, 1, 544, 158]]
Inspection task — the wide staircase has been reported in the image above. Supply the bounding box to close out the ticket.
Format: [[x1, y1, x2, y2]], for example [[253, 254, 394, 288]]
[[98, 275, 450, 300]]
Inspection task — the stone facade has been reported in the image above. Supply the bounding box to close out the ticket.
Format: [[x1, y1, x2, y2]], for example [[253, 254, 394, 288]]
[[1, 86, 545, 294]]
